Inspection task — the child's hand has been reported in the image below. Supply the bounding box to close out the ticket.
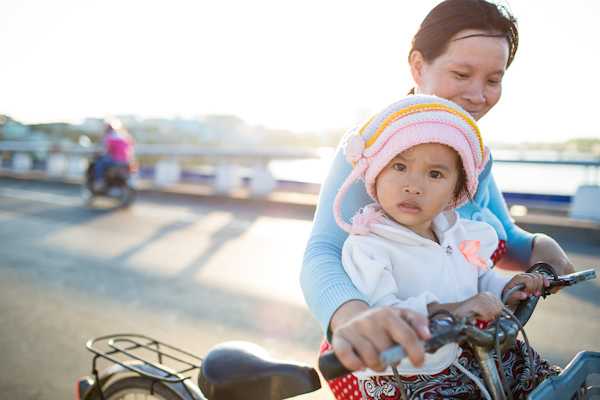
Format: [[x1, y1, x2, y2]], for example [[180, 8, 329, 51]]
[[502, 272, 550, 306], [454, 292, 503, 321]]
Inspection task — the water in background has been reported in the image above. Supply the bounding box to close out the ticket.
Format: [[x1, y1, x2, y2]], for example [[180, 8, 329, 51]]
[[269, 148, 599, 195]]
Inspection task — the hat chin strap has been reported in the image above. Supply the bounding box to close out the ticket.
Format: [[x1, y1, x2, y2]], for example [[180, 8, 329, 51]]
[[333, 159, 369, 234]]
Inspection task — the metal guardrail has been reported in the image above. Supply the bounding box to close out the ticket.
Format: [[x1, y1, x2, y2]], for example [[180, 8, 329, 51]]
[[0, 141, 321, 160], [0, 141, 322, 196]]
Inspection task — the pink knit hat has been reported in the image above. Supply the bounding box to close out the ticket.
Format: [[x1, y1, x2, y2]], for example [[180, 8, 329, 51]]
[[334, 94, 489, 234]]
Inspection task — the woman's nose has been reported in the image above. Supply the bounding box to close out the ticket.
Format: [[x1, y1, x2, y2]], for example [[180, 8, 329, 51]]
[[463, 81, 486, 105]]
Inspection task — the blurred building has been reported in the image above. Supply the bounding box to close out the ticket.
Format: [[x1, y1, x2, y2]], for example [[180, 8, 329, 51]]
[[0, 115, 30, 140]]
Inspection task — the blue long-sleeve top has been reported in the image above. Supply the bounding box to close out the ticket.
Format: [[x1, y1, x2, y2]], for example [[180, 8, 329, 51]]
[[300, 143, 535, 334]]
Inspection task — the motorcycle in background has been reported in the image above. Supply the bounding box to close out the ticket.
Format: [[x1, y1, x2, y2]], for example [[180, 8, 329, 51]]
[[82, 155, 137, 208]]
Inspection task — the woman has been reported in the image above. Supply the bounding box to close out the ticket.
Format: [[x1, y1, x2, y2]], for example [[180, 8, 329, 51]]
[[301, 0, 574, 397]]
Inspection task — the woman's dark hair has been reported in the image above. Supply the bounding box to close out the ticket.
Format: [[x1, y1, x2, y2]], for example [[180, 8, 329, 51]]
[[410, 0, 518, 68]]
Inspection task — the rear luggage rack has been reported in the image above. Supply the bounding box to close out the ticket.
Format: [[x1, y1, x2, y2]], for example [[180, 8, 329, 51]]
[[86, 333, 203, 384]]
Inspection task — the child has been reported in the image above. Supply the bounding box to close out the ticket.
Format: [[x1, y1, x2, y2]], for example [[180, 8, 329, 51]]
[[328, 95, 559, 400]]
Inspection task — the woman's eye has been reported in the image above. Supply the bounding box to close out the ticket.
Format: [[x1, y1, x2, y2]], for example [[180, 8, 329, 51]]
[[429, 170, 443, 179], [392, 163, 406, 171], [453, 71, 468, 80], [488, 78, 501, 86]]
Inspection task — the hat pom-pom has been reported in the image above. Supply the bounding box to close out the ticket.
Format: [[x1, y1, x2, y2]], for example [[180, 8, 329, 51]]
[[345, 135, 365, 164], [351, 206, 384, 235]]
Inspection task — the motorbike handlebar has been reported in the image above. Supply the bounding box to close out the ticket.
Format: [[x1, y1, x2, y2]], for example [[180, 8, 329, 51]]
[[318, 265, 596, 381], [550, 268, 596, 287]]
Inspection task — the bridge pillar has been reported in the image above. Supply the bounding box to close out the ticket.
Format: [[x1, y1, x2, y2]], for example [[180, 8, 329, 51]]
[[13, 153, 33, 173], [154, 159, 181, 187], [250, 162, 276, 197], [569, 185, 600, 221], [215, 163, 242, 194], [47, 154, 67, 177]]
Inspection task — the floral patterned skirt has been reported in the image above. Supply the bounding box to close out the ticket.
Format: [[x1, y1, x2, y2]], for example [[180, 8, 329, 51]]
[[320, 340, 561, 400]]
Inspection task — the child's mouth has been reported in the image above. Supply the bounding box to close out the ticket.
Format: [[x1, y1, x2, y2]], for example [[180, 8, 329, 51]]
[[397, 201, 421, 213]]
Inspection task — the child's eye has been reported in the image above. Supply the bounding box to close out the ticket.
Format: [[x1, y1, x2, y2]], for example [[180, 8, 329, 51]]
[[453, 71, 468, 80], [429, 170, 443, 179], [392, 163, 406, 171]]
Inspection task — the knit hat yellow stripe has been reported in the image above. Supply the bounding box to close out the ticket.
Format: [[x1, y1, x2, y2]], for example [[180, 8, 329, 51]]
[[359, 103, 484, 158]]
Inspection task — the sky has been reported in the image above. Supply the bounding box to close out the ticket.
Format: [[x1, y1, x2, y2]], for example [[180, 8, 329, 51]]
[[1, 0, 599, 143]]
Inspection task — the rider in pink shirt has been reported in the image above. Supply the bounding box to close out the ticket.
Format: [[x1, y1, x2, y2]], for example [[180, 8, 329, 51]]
[[103, 129, 133, 163], [94, 122, 135, 189]]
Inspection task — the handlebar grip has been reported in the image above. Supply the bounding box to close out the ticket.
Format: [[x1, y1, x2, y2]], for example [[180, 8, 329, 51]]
[[552, 269, 597, 286], [318, 345, 410, 381], [380, 345, 407, 367], [318, 351, 352, 380]]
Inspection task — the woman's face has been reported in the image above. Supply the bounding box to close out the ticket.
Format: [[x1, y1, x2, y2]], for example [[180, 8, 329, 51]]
[[410, 29, 510, 121]]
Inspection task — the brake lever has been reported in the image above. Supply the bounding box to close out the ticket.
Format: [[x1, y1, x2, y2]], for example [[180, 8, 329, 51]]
[[548, 268, 597, 288]]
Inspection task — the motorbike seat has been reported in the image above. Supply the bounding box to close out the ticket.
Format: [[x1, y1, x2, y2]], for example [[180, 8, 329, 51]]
[[198, 341, 321, 400], [105, 164, 129, 181]]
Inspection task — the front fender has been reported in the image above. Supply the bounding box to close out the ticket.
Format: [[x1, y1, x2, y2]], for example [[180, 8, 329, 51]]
[[527, 351, 600, 399]]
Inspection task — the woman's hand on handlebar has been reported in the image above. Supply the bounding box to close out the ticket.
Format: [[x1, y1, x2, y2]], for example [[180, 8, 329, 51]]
[[330, 304, 431, 373], [502, 272, 550, 306]]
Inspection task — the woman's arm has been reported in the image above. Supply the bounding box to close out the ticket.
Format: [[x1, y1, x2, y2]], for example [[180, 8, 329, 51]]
[[486, 171, 574, 274], [485, 172, 534, 269], [300, 144, 372, 335], [528, 234, 575, 275]]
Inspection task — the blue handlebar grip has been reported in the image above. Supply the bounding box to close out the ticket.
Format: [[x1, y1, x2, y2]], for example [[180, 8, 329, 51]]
[[380, 345, 407, 367], [318, 351, 351, 380]]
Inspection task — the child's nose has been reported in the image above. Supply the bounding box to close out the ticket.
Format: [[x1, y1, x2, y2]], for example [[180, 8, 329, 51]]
[[403, 185, 422, 195], [403, 173, 423, 195]]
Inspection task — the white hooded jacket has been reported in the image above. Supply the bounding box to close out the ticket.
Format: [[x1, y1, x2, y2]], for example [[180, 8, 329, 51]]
[[342, 206, 512, 378]]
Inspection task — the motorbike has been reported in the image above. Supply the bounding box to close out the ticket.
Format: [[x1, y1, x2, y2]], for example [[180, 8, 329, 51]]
[[82, 155, 136, 208], [75, 264, 598, 400]]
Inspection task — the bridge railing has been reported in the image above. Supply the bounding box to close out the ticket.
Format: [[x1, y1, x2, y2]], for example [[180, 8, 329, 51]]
[[0, 141, 321, 196], [1, 140, 599, 220]]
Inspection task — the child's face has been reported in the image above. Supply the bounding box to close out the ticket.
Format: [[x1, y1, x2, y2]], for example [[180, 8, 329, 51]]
[[375, 143, 460, 237]]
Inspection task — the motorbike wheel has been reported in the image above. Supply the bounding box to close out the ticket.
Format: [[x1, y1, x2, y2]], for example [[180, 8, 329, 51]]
[[119, 186, 136, 208], [86, 376, 184, 400], [81, 184, 94, 207]]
